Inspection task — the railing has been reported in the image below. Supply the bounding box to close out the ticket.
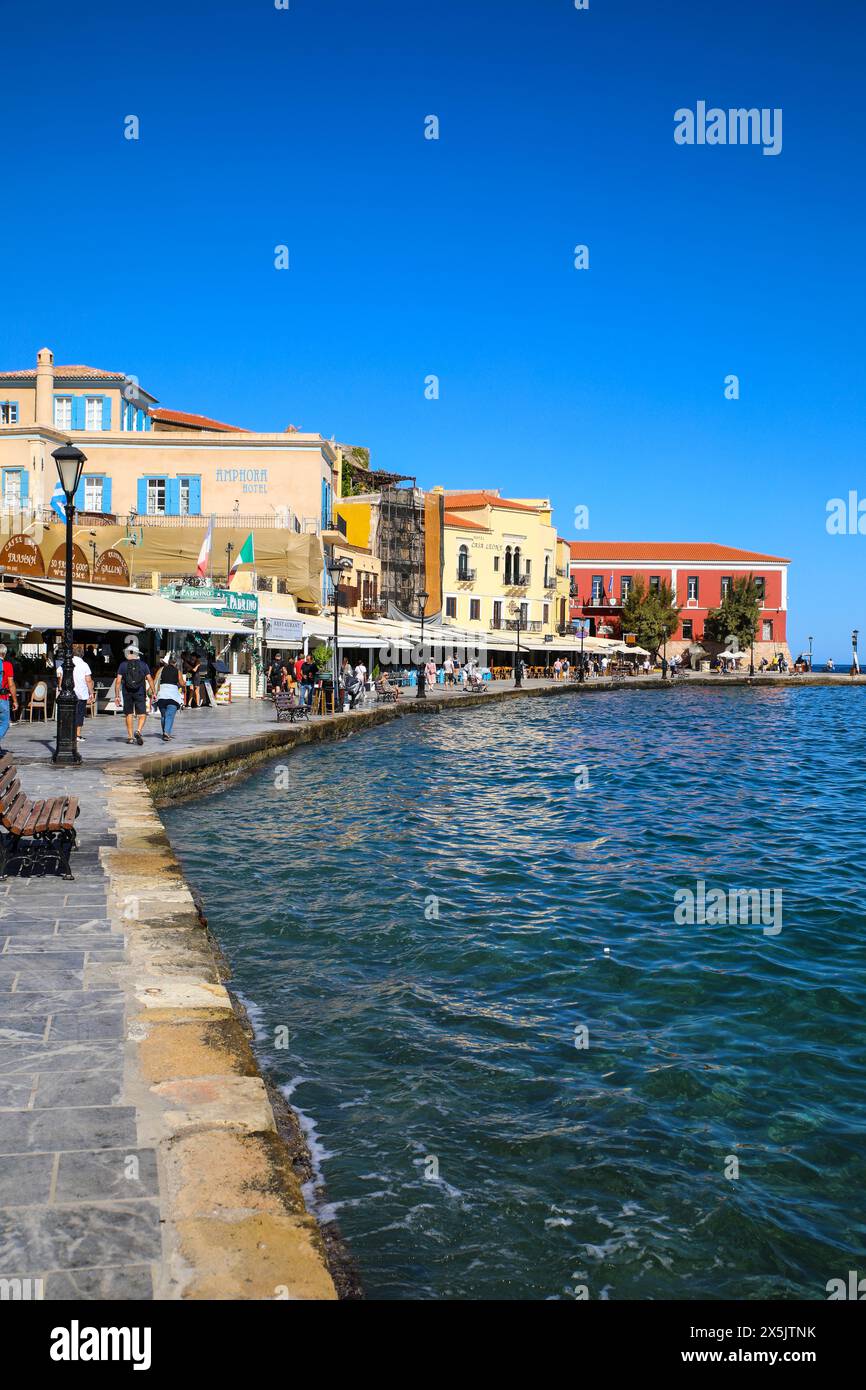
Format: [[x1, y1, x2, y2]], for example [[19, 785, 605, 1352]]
[[456, 568, 477, 582], [544, 579, 557, 591], [129, 511, 303, 531], [505, 573, 530, 587], [360, 599, 387, 618], [490, 618, 542, 633]]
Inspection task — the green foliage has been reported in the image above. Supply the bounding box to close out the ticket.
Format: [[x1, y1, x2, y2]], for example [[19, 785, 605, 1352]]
[[340, 455, 369, 497], [621, 576, 681, 657], [312, 643, 331, 669], [704, 575, 761, 649]]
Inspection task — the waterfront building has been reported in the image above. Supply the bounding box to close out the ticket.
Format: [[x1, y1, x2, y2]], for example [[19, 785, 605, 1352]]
[[568, 541, 791, 662]]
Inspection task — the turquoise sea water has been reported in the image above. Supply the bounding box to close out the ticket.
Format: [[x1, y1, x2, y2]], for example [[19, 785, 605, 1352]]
[[162, 688, 866, 1300]]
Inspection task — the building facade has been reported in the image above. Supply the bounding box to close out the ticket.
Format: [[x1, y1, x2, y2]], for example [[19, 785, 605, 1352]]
[[568, 542, 791, 660]]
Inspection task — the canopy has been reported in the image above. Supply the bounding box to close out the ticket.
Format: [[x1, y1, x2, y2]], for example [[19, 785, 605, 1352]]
[[19, 580, 251, 636], [0, 588, 141, 635]]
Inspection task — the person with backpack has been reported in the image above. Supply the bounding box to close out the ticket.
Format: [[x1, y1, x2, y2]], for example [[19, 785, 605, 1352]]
[[114, 640, 156, 746], [267, 654, 287, 695]]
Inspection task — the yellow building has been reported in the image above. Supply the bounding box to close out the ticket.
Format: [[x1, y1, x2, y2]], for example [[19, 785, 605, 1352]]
[[438, 490, 571, 648]]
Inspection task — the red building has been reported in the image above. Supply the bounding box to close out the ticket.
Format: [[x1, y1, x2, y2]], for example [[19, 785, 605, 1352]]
[[568, 542, 791, 661]]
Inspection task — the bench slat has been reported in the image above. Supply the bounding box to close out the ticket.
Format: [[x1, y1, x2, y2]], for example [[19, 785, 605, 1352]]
[[2, 791, 28, 831], [6, 794, 35, 834], [34, 799, 58, 835], [48, 797, 78, 832]]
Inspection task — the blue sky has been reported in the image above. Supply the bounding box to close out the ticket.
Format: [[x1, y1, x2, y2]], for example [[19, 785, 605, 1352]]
[[1, 0, 864, 657]]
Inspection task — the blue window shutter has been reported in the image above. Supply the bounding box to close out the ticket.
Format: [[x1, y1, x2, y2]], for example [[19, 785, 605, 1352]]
[[102, 476, 112, 513], [72, 396, 85, 431], [189, 476, 202, 514], [166, 478, 180, 515], [102, 397, 112, 431], [74, 476, 86, 509], [145, 412, 152, 431], [20, 470, 29, 501], [136, 478, 148, 514]]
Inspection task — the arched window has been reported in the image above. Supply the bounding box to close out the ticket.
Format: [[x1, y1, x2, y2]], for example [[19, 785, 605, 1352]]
[[513, 547, 521, 582], [458, 544, 469, 579], [544, 555, 550, 587], [504, 546, 512, 584]]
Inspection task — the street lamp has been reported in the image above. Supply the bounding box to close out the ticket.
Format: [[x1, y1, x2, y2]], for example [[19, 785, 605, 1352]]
[[51, 443, 86, 765], [662, 629, 668, 682], [575, 618, 586, 683], [509, 600, 523, 687], [416, 589, 429, 699], [327, 555, 353, 712], [225, 541, 234, 582], [749, 633, 755, 678]]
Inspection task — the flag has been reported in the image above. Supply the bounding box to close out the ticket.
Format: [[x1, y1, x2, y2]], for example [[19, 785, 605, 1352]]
[[196, 520, 213, 578], [228, 533, 254, 586], [608, 572, 615, 599], [50, 479, 68, 521]]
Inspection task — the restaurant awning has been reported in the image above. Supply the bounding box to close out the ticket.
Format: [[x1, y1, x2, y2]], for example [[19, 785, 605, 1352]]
[[0, 589, 142, 635], [18, 581, 252, 636]]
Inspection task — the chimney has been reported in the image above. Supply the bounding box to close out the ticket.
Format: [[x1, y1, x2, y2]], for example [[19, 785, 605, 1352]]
[[35, 347, 54, 427]]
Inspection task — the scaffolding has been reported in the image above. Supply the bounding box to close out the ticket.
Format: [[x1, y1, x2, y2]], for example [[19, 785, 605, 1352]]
[[377, 484, 425, 617]]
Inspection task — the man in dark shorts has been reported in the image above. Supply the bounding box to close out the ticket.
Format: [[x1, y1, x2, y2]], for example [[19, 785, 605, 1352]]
[[114, 640, 156, 746]]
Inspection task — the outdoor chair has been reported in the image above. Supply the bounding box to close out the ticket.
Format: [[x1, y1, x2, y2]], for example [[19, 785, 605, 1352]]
[[27, 681, 49, 721]]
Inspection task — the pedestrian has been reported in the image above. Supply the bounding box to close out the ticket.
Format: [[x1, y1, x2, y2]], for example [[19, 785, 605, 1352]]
[[443, 654, 454, 686], [114, 640, 156, 746], [154, 654, 186, 741], [300, 652, 318, 708], [185, 652, 202, 707], [553, 658, 562, 681], [354, 659, 368, 700], [294, 654, 304, 684], [425, 657, 437, 689], [55, 643, 94, 742], [826, 658, 834, 672], [0, 644, 19, 754], [562, 658, 570, 680], [267, 653, 287, 695]]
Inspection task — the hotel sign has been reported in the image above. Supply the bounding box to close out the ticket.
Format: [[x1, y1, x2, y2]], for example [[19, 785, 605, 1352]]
[[0, 534, 45, 577]]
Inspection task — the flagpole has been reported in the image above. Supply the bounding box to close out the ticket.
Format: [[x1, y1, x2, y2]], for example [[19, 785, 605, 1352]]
[[208, 514, 214, 586]]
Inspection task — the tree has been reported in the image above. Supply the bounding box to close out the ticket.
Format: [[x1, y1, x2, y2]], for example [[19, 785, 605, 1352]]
[[703, 575, 761, 650], [621, 577, 681, 657]]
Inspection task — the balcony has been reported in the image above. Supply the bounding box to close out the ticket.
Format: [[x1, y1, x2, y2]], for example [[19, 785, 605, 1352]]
[[130, 511, 303, 531], [544, 579, 557, 592], [490, 618, 542, 633], [505, 573, 530, 588], [456, 568, 477, 582], [360, 599, 387, 618]]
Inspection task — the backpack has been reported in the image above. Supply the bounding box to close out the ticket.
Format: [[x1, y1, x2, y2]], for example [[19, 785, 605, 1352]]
[[123, 659, 144, 692], [269, 662, 283, 684]]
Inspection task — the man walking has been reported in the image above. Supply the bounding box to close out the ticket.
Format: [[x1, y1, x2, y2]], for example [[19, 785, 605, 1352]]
[[0, 644, 19, 754], [114, 640, 156, 746], [55, 643, 95, 742]]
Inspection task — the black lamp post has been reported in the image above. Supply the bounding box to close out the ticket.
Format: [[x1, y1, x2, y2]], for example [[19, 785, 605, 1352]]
[[225, 542, 234, 583], [416, 589, 429, 699], [51, 444, 86, 765], [749, 634, 755, 678], [579, 620, 586, 683], [510, 601, 523, 687], [662, 629, 668, 681], [327, 556, 353, 712]]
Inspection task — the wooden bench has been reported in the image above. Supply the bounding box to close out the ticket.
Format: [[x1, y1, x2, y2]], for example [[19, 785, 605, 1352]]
[[273, 691, 310, 724], [0, 755, 79, 880], [374, 679, 399, 703]]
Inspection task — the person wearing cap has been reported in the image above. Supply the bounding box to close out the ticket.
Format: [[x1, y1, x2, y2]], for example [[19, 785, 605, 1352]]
[[114, 641, 156, 746]]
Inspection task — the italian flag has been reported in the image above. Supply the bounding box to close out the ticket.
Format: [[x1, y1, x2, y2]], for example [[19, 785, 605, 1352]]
[[196, 520, 213, 578], [228, 532, 255, 586]]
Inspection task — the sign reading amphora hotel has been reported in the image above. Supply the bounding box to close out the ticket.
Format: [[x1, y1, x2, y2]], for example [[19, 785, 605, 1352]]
[[47, 542, 90, 583], [0, 534, 46, 577]]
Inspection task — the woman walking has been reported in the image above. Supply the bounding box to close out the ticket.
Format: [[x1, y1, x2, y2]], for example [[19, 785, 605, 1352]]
[[155, 654, 186, 741]]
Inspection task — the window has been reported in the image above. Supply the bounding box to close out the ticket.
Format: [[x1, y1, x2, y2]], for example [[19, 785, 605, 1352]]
[[649, 575, 660, 593], [179, 478, 191, 515], [493, 555, 500, 572], [458, 544, 470, 578], [721, 576, 732, 598], [54, 397, 73, 429], [682, 619, 693, 640], [2, 470, 22, 504], [687, 576, 699, 602], [0, 402, 18, 425], [591, 575, 604, 602], [519, 602, 528, 626], [754, 577, 766, 604], [146, 478, 167, 514], [524, 557, 530, 576], [85, 397, 103, 431], [543, 603, 549, 624], [544, 556, 550, 586], [621, 576, 632, 602], [762, 620, 773, 641], [445, 596, 457, 618], [470, 598, 480, 621], [493, 600, 502, 627], [504, 547, 512, 584], [84, 477, 104, 511]]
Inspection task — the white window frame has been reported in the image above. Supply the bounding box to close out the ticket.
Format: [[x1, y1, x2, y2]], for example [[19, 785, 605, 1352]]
[[85, 397, 103, 431], [687, 576, 699, 602], [0, 402, 19, 425], [179, 478, 191, 516], [146, 478, 167, 515], [54, 396, 73, 430], [84, 476, 104, 511], [2, 470, 22, 504]]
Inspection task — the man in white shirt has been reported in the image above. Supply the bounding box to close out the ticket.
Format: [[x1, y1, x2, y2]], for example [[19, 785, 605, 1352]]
[[56, 644, 95, 742]]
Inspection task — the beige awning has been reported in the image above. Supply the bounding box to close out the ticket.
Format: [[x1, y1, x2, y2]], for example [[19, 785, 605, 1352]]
[[0, 588, 143, 634], [19, 580, 251, 636]]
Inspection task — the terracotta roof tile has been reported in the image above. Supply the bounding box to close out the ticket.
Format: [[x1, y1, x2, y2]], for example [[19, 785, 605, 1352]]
[[150, 408, 248, 433], [0, 364, 126, 380], [443, 490, 542, 515], [568, 541, 790, 564], [444, 511, 490, 531]]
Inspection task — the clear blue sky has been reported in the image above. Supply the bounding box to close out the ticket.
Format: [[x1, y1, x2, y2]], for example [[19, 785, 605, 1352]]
[[1, 0, 864, 658]]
